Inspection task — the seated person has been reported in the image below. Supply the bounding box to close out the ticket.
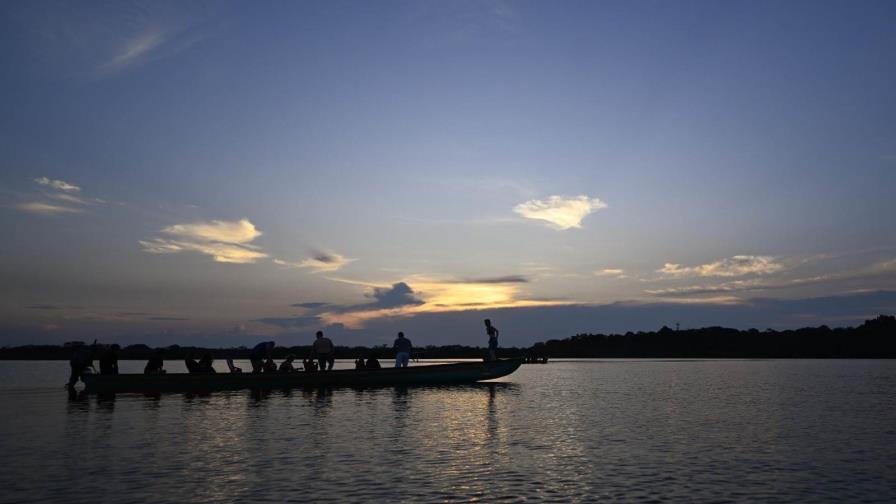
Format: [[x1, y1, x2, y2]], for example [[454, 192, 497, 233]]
[[263, 357, 278, 373], [144, 350, 165, 374], [198, 353, 216, 373], [303, 358, 318, 372], [279, 354, 297, 373], [225, 357, 242, 373], [355, 357, 366, 369], [185, 353, 201, 373], [365, 354, 381, 369], [249, 341, 275, 374]]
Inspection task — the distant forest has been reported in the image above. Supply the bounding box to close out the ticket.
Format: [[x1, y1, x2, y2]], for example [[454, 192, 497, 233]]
[[1, 315, 894, 360]]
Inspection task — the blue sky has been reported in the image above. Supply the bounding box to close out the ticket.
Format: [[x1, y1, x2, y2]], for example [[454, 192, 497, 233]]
[[1, 1, 895, 347]]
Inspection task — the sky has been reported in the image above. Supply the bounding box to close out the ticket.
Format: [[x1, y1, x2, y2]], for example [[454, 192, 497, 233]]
[[1, 0, 895, 347]]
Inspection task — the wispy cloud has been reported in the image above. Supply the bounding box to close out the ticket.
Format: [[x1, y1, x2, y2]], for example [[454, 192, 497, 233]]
[[140, 218, 268, 264], [658, 255, 784, 278], [513, 195, 607, 230], [291, 302, 330, 310], [647, 275, 832, 297], [447, 275, 529, 284], [253, 315, 322, 329], [14, 176, 95, 215], [274, 252, 355, 272], [595, 268, 627, 278], [48, 192, 90, 205], [34, 177, 80, 192], [16, 202, 85, 215], [99, 31, 166, 72]]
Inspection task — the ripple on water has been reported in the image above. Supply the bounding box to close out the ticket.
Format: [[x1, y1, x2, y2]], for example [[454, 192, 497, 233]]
[[1, 360, 895, 502]]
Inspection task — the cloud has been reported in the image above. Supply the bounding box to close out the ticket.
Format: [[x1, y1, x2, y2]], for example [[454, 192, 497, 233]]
[[16, 202, 85, 215], [100, 31, 166, 72], [513, 195, 607, 230], [595, 269, 627, 278], [448, 275, 529, 284], [48, 193, 89, 205], [253, 316, 322, 329], [658, 255, 784, 278], [365, 282, 425, 309], [274, 252, 355, 272], [163, 219, 262, 243], [291, 302, 329, 309], [147, 316, 189, 321], [315, 277, 568, 329], [34, 177, 80, 192], [14, 177, 98, 214], [646, 276, 832, 297], [140, 218, 268, 264]]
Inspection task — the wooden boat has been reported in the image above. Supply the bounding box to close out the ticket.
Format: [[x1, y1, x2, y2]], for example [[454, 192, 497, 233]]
[[82, 358, 523, 392]]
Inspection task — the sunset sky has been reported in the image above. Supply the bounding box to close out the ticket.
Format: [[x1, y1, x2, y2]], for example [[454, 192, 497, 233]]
[[2, 1, 895, 347]]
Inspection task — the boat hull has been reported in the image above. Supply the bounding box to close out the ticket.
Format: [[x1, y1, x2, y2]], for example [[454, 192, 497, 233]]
[[82, 359, 523, 392]]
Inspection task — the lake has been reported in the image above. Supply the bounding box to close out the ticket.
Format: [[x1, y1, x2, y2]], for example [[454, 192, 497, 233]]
[[0, 359, 894, 502]]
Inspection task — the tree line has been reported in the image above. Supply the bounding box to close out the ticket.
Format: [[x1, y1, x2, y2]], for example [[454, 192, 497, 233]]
[[0, 315, 893, 359]]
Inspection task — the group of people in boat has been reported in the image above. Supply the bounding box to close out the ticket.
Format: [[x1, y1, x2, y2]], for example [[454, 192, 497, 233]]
[[66, 340, 124, 389], [67, 319, 501, 385]]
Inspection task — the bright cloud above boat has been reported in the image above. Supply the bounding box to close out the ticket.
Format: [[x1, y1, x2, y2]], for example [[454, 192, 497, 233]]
[[140, 218, 268, 264], [316, 276, 568, 329], [513, 195, 607, 230], [658, 255, 784, 278]]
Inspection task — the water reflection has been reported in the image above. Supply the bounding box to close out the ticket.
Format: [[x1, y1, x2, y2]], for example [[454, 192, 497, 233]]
[[8, 362, 896, 502]]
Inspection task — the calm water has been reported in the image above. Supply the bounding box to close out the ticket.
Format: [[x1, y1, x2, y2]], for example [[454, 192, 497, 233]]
[[0, 359, 894, 503]]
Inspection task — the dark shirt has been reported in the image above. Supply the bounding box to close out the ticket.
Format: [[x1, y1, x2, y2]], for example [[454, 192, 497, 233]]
[[71, 347, 93, 369], [198, 357, 216, 373], [185, 358, 201, 373], [249, 342, 270, 360], [487, 325, 499, 348], [366, 358, 381, 369], [393, 337, 412, 354], [99, 350, 119, 375], [312, 337, 334, 356], [144, 355, 163, 374]]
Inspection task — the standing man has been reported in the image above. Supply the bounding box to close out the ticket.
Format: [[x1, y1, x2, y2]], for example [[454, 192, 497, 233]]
[[67, 341, 96, 389], [99, 344, 120, 375], [312, 331, 335, 371], [249, 341, 275, 374], [393, 331, 412, 368], [485, 319, 499, 361]]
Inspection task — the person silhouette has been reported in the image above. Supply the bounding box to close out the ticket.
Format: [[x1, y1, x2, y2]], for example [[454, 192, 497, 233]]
[[485, 319, 499, 361], [393, 331, 412, 368], [312, 331, 335, 371]]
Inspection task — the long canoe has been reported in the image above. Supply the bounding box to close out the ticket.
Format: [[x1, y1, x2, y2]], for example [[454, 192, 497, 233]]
[[82, 358, 523, 392]]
